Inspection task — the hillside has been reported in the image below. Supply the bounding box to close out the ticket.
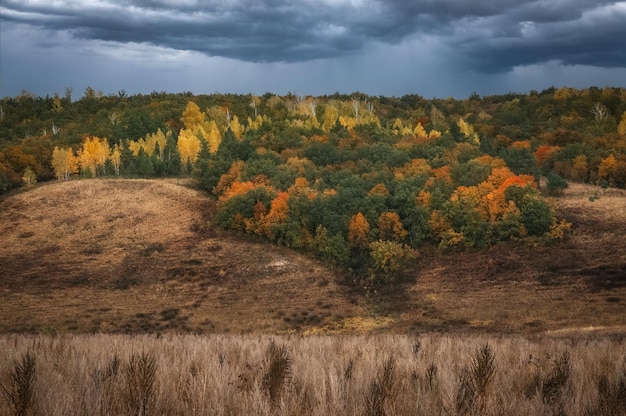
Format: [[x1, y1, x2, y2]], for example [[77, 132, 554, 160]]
[[1, 179, 625, 334]]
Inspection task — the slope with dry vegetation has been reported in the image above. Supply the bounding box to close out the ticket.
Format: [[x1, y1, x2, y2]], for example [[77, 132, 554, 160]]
[[0, 179, 625, 334]]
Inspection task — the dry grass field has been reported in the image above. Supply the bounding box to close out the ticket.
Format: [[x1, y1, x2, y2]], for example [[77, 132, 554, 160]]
[[0, 179, 625, 335], [1, 333, 625, 415]]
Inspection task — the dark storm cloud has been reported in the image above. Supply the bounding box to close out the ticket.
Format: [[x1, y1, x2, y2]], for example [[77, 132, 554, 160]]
[[451, 1, 626, 72], [1, 0, 625, 70]]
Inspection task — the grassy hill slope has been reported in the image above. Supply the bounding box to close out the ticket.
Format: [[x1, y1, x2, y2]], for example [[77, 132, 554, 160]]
[[1, 179, 625, 334]]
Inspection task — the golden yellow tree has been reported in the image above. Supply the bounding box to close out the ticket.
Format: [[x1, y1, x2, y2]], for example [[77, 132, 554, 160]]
[[205, 120, 222, 154], [598, 155, 616, 180], [128, 140, 142, 156], [229, 115, 244, 141], [181, 101, 205, 130], [177, 128, 201, 168], [322, 103, 339, 132], [78, 136, 109, 177], [618, 111, 626, 136], [110, 143, 122, 175], [571, 154, 588, 182], [51, 146, 78, 181], [457, 117, 480, 145], [153, 128, 168, 159], [414, 122, 428, 139]]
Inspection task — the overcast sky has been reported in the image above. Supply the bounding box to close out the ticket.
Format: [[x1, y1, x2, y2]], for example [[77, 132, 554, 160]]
[[1, 0, 625, 99]]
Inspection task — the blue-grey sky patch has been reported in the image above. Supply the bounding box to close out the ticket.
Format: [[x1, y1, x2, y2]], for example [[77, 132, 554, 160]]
[[1, 0, 625, 98]]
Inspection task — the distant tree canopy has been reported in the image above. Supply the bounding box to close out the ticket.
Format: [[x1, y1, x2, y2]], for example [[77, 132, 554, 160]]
[[3, 87, 625, 276]]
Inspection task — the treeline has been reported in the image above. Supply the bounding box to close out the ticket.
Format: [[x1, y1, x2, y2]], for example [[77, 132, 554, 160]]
[[1, 87, 625, 276]]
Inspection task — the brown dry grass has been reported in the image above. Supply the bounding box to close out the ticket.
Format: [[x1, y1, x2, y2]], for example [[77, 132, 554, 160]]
[[1, 333, 625, 415], [0, 179, 363, 334], [1, 178, 625, 335]]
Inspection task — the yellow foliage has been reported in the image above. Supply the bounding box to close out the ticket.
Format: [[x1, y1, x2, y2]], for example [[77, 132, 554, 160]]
[[369, 240, 417, 273], [392, 118, 404, 131], [322, 104, 338, 132], [457, 117, 480, 145], [618, 111, 626, 136], [177, 128, 201, 167], [428, 129, 442, 140], [205, 120, 222, 154], [598, 154, 616, 179], [152, 129, 167, 159], [181, 101, 205, 130], [51, 146, 78, 181], [548, 219, 572, 240], [78, 136, 109, 177], [128, 140, 142, 157], [229, 115, 244, 141], [413, 122, 427, 139], [109, 143, 122, 175], [338, 115, 356, 131]]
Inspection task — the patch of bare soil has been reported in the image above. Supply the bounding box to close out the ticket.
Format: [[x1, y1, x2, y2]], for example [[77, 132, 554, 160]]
[[1, 179, 625, 335]]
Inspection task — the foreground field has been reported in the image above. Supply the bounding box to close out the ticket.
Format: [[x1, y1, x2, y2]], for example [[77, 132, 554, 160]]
[[2, 333, 625, 415], [0, 179, 625, 334]]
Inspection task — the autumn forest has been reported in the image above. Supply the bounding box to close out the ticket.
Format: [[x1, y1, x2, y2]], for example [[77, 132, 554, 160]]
[[2, 88, 626, 278]]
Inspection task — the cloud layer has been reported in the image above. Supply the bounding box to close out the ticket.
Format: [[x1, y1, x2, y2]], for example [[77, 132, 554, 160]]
[[3, 0, 625, 70], [1, 1, 626, 98]]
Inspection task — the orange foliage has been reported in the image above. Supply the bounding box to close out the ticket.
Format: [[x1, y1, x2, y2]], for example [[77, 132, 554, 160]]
[[244, 201, 268, 235], [428, 210, 451, 239], [310, 134, 328, 143], [477, 172, 535, 222], [378, 212, 408, 242], [368, 183, 390, 197], [214, 161, 245, 196], [534, 145, 560, 165], [288, 177, 313, 198], [416, 190, 431, 208], [431, 166, 452, 182], [393, 159, 431, 181], [220, 181, 255, 201], [510, 140, 531, 149], [598, 154, 617, 179], [484, 166, 515, 189], [499, 175, 536, 191], [473, 155, 506, 168], [348, 213, 370, 250], [264, 192, 290, 227]]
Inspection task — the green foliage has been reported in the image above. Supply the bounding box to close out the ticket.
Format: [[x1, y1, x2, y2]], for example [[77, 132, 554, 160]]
[[451, 161, 491, 187], [519, 195, 553, 236], [546, 172, 568, 196], [501, 147, 539, 177]]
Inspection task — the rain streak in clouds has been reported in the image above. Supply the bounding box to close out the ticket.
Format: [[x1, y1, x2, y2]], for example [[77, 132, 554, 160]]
[[1, 0, 626, 97]]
